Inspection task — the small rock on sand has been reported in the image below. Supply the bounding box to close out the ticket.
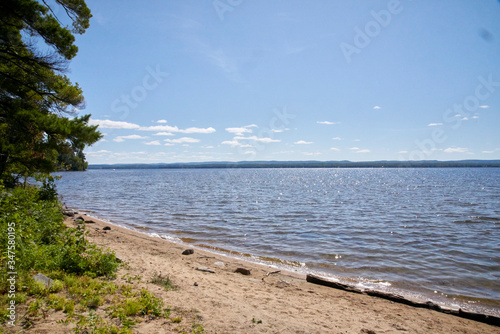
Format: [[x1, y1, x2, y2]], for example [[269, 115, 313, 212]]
[[32, 273, 53, 288], [235, 268, 251, 276], [182, 249, 194, 255], [63, 210, 75, 217], [103, 226, 111, 230], [214, 261, 225, 267]]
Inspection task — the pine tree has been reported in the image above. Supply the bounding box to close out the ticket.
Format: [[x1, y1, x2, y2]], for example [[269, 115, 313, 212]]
[[0, 0, 100, 185]]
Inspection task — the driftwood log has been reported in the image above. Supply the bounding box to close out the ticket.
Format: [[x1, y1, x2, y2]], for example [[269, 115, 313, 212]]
[[306, 274, 500, 327]]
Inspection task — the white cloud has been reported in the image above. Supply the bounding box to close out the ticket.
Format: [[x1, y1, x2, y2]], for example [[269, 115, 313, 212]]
[[472, 115, 479, 119], [202, 145, 214, 149], [332, 137, 342, 141], [234, 136, 280, 143], [157, 119, 167, 123], [221, 139, 256, 148], [398, 150, 409, 154], [226, 127, 253, 136], [316, 121, 339, 125], [154, 132, 174, 136], [221, 140, 241, 148], [164, 143, 174, 146], [143, 125, 180, 132], [482, 148, 499, 154], [302, 152, 321, 156], [271, 129, 284, 133], [254, 137, 280, 143], [444, 147, 469, 153], [225, 124, 258, 136], [89, 119, 140, 129], [350, 147, 370, 153], [330, 147, 340, 151], [182, 127, 216, 134], [461, 117, 469, 121], [244, 150, 256, 155], [165, 137, 200, 144], [114, 135, 147, 142], [480, 105, 489, 109], [140, 125, 216, 134], [295, 140, 313, 145], [88, 119, 215, 134], [204, 47, 241, 81], [145, 141, 161, 146], [373, 106, 381, 110], [428, 123, 443, 126]]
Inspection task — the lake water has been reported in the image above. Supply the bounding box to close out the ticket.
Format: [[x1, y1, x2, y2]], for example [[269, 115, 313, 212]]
[[55, 168, 500, 315]]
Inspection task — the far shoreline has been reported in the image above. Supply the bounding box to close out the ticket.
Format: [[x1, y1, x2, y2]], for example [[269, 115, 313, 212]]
[[86, 159, 500, 170]]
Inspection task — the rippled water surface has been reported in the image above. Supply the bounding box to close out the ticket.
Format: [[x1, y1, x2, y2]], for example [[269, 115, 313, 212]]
[[56, 168, 500, 314]]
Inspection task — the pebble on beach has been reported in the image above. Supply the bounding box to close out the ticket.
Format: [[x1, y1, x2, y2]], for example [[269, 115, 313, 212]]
[[182, 249, 194, 255], [235, 268, 251, 276]]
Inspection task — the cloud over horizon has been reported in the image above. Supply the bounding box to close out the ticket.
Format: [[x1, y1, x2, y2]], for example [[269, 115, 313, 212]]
[[113, 135, 147, 142], [89, 119, 215, 134]]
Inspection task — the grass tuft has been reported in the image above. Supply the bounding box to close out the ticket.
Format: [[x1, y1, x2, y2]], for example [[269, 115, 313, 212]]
[[151, 271, 177, 291]]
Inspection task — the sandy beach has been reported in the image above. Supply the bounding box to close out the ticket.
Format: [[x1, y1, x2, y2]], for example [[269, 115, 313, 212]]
[[27, 213, 500, 334]]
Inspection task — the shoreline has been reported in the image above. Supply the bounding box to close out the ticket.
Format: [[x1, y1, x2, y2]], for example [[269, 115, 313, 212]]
[[64, 211, 500, 333], [78, 209, 500, 319]]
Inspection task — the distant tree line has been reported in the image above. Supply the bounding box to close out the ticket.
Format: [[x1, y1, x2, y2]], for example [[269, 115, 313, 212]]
[[88, 160, 500, 170]]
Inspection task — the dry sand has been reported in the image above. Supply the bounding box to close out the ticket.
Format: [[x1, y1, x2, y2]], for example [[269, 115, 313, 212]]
[[21, 214, 500, 333]]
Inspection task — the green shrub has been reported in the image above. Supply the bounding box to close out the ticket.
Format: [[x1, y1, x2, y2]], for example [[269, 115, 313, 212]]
[[0, 185, 122, 325], [0, 185, 120, 284], [48, 294, 67, 311], [82, 294, 104, 309], [26, 279, 50, 297], [0, 307, 9, 323], [37, 177, 59, 202], [139, 289, 166, 317], [50, 280, 64, 293], [171, 316, 182, 323], [28, 299, 43, 317], [64, 299, 75, 315]]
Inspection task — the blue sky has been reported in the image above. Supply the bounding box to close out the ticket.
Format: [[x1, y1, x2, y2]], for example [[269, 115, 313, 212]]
[[66, 0, 500, 164]]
